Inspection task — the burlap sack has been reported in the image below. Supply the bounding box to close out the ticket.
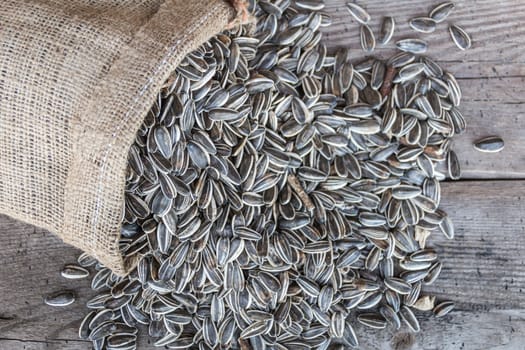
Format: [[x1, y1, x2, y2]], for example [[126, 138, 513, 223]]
[[0, 0, 245, 275]]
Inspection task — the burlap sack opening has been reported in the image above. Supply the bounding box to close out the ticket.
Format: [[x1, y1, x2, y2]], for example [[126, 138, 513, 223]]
[[0, 0, 244, 276]]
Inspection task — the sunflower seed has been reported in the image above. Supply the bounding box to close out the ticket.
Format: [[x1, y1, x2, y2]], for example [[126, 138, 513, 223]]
[[447, 150, 461, 180], [107, 334, 136, 348], [429, 2, 455, 23], [344, 321, 359, 347], [297, 276, 321, 297], [399, 305, 420, 332], [240, 320, 271, 339], [322, 134, 349, 147], [400, 259, 432, 271], [404, 281, 422, 307], [360, 25, 376, 52], [439, 215, 455, 239], [89, 321, 119, 341], [154, 126, 172, 158], [378, 16, 395, 45], [449, 24, 472, 50], [330, 312, 345, 338], [392, 185, 422, 200], [295, 0, 325, 11], [44, 290, 76, 307], [346, 3, 371, 24], [208, 108, 241, 121], [474, 136, 504, 153], [396, 39, 428, 54], [397, 63, 425, 82], [433, 301, 455, 317], [409, 17, 436, 33], [380, 305, 401, 329], [77, 253, 97, 267], [357, 313, 387, 329], [384, 277, 413, 295], [61, 264, 90, 279]]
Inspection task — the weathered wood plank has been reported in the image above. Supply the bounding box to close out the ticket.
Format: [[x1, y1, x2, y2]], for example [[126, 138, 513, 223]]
[[320, 1, 525, 179], [322, 0, 525, 66], [351, 309, 525, 350], [432, 61, 525, 79], [1, 3, 524, 349], [0, 225, 90, 344], [460, 77, 525, 103], [1, 181, 524, 349], [449, 101, 524, 179], [429, 181, 525, 308], [1, 309, 523, 350], [0, 339, 89, 350]]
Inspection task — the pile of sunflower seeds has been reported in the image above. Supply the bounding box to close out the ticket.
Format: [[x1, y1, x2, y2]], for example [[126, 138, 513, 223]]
[[46, 1, 468, 349]]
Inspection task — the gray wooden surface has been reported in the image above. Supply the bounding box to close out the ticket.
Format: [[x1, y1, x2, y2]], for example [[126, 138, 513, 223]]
[[1, 0, 524, 349]]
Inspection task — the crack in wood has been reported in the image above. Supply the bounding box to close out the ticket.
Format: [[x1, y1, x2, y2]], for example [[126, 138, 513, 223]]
[[0, 337, 90, 344], [0, 315, 16, 321]]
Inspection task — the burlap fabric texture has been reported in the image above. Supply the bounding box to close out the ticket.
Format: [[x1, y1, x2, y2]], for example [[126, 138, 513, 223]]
[[0, 0, 243, 275]]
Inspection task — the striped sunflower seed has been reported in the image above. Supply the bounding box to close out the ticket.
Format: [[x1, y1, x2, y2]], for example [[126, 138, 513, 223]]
[[429, 2, 455, 23], [396, 38, 428, 54], [378, 16, 395, 45], [346, 2, 371, 24], [61, 264, 90, 279], [409, 17, 436, 33], [399, 305, 420, 332], [360, 24, 376, 52], [449, 24, 472, 50], [357, 313, 387, 329], [474, 136, 504, 153], [44, 290, 76, 307], [433, 301, 455, 317]]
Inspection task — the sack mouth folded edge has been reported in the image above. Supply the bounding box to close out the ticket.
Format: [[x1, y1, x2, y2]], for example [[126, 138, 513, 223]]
[[63, 0, 244, 277]]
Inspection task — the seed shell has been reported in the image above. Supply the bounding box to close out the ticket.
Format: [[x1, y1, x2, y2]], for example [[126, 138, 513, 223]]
[[473, 136, 504, 153], [396, 38, 428, 54], [44, 290, 76, 307], [449, 24, 472, 50], [378, 16, 395, 45], [346, 3, 371, 24], [409, 17, 437, 33], [429, 2, 455, 23]]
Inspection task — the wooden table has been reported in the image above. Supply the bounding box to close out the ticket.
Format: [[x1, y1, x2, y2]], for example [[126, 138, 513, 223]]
[[1, 1, 524, 349]]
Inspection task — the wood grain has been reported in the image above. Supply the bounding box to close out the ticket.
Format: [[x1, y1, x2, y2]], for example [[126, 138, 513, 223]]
[[323, 0, 525, 65], [1, 181, 524, 349], [429, 181, 525, 308], [447, 101, 525, 179], [0, 339, 89, 350], [321, 1, 525, 179], [1, 1, 525, 349]]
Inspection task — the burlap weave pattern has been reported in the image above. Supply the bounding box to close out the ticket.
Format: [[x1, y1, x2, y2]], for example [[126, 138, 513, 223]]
[[0, 0, 237, 275]]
